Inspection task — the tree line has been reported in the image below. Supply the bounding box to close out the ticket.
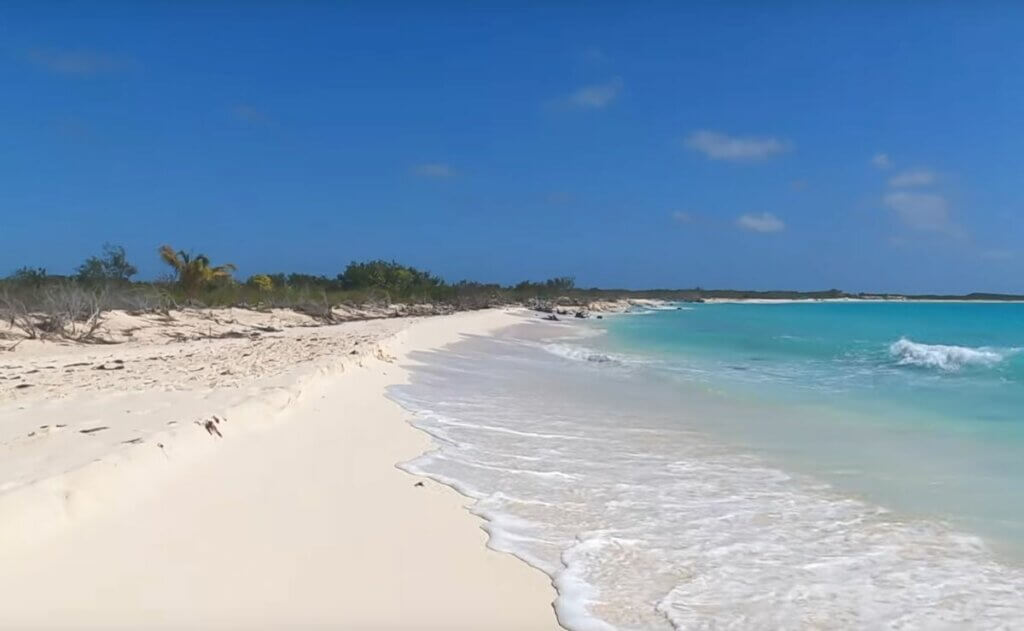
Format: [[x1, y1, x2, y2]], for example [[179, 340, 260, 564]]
[[14, 243, 1018, 312], [1, 244, 582, 309]]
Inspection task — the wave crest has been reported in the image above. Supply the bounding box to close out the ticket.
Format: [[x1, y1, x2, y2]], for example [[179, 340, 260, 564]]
[[542, 343, 621, 364], [889, 338, 1013, 371]]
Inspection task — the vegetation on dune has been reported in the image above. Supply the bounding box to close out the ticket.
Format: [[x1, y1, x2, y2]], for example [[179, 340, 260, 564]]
[[246, 274, 274, 292], [76, 244, 138, 285], [245, 274, 274, 306], [3, 242, 1024, 346], [158, 245, 236, 299], [338, 260, 442, 293], [0, 245, 592, 343], [9, 267, 49, 288]]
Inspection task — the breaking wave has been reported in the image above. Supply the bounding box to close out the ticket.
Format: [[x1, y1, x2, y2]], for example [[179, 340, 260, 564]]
[[889, 338, 1016, 371], [392, 329, 1024, 630], [542, 343, 625, 365]]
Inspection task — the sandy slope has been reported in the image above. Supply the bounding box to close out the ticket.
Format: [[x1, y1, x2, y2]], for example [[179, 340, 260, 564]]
[[0, 309, 559, 629]]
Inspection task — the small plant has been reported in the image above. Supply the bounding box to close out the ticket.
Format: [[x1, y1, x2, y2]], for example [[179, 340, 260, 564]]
[[158, 245, 236, 299], [247, 274, 274, 307], [0, 290, 40, 339], [0, 285, 110, 343], [38, 284, 108, 342], [76, 244, 138, 285], [8, 267, 48, 288], [247, 274, 273, 292]]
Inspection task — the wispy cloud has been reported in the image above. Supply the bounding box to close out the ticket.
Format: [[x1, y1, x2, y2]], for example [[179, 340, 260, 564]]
[[888, 168, 936, 188], [735, 212, 785, 233], [232, 105, 270, 125], [871, 153, 892, 169], [685, 130, 791, 162], [412, 163, 456, 178], [25, 48, 136, 76], [882, 192, 963, 237], [671, 211, 694, 224], [564, 77, 623, 109]]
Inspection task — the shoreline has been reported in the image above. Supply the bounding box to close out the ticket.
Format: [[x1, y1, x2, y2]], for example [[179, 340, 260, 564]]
[[0, 308, 560, 629], [5, 301, 1021, 628], [390, 306, 1024, 628]]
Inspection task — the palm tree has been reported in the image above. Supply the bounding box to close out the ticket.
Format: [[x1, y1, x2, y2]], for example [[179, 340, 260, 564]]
[[158, 245, 236, 298]]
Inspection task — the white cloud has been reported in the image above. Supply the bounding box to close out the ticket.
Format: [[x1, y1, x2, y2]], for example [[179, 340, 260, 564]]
[[871, 153, 892, 169], [565, 77, 623, 109], [671, 211, 694, 224], [888, 168, 936, 188], [412, 163, 456, 178], [685, 130, 790, 161], [26, 48, 135, 76], [882, 192, 963, 236], [735, 212, 785, 233]]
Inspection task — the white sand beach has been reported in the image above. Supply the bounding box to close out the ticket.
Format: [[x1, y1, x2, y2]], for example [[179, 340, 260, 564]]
[[0, 308, 559, 629]]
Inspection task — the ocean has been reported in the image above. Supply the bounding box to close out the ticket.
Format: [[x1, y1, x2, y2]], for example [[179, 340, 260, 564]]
[[388, 302, 1024, 630]]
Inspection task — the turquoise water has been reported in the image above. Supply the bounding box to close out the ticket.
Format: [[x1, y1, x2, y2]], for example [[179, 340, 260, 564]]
[[599, 302, 1024, 550], [604, 302, 1024, 420], [390, 305, 1024, 629]]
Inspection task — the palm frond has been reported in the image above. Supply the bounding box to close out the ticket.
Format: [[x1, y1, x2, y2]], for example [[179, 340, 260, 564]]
[[158, 245, 183, 271]]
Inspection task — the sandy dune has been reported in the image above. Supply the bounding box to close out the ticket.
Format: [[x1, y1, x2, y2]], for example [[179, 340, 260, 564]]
[[0, 308, 559, 629]]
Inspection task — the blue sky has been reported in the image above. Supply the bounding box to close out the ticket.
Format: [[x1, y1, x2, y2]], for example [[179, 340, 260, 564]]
[[2, 3, 1023, 293]]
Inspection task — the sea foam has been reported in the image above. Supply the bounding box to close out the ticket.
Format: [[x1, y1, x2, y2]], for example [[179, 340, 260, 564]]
[[542, 343, 623, 365], [390, 326, 1024, 630], [889, 337, 1013, 371]]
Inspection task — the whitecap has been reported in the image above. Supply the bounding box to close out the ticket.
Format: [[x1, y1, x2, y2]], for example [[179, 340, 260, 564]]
[[889, 337, 1015, 371], [390, 325, 1024, 631], [542, 343, 622, 365]]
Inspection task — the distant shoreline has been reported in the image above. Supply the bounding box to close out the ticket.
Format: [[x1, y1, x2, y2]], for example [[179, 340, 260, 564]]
[[700, 297, 1024, 304]]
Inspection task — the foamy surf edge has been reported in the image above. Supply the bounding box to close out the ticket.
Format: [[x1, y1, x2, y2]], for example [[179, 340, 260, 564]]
[[389, 317, 1024, 630]]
